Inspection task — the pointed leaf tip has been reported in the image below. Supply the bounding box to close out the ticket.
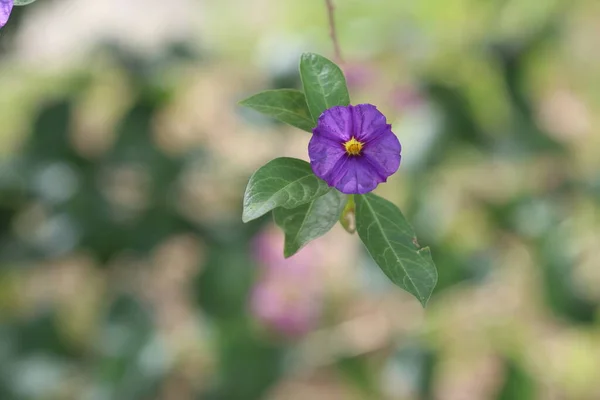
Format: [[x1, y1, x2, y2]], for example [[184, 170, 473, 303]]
[[299, 53, 350, 120], [239, 89, 315, 132], [355, 193, 437, 307]]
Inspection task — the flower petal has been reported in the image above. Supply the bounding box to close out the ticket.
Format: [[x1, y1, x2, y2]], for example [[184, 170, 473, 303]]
[[362, 130, 402, 176], [350, 104, 388, 142], [313, 105, 352, 141], [308, 103, 402, 194], [308, 133, 346, 182], [0, 0, 13, 28], [330, 157, 382, 194]]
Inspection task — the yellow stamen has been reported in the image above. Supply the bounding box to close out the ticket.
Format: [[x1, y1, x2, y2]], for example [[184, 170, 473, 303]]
[[344, 137, 364, 156]]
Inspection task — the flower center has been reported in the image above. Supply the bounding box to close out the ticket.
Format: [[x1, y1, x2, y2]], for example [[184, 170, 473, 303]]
[[343, 137, 364, 156]]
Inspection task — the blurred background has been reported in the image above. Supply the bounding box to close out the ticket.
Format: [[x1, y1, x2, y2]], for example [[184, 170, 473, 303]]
[[1, 0, 599, 399]]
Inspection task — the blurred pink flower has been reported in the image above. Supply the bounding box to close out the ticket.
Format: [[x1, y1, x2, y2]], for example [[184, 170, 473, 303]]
[[389, 85, 425, 111], [343, 63, 376, 91], [250, 226, 322, 337]]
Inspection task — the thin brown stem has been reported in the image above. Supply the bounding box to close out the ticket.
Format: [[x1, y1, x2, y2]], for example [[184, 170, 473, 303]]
[[324, 0, 343, 63]]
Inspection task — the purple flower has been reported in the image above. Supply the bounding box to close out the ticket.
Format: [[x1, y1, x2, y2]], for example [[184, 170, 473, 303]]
[[308, 104, 401, 194], [0, 0, 13, 29]]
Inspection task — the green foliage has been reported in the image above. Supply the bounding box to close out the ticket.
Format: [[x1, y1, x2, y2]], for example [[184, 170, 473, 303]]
[[273, 189, 346, 257], [239, 89, 315, 132], [299, 52, 350, 120], [92, 295, 164, 400], [392, 343, 438, 400], [211, 319, 284, 400], [336, 355, 382, 398], [355, 193, 437, 306], [242, 157, 331, 223], [13, 0, 38, 5], [538, 229, 596, 323], [239, 53, 437, 306], [496, 358, 537, 400], [196, 242, 257, 319], [3, 6, 592, 396]]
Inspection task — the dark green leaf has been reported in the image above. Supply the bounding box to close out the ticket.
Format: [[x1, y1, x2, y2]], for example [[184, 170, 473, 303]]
[[539, 228, 596, 324], [337, 355, 381, 398], [355, 193, 437, 307], [209, 319, 284, 400], [242, 157, 331, 223], [496, 358, 536, 400], [299, 53, 350, 120], [196, 242, 256, 318], [239, 89, 315, 132], [273, 189, 346, 257]]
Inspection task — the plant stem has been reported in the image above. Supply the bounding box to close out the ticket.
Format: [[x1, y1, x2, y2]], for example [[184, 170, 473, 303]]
[[324, 0, 343, 63], [339, 194, 356, 234]]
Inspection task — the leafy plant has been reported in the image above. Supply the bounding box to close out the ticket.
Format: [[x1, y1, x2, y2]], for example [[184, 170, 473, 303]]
[[240, 53, 438, 306]]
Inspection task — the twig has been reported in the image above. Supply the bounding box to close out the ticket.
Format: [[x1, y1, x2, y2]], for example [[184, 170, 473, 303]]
[[324, 0, 343, 63]]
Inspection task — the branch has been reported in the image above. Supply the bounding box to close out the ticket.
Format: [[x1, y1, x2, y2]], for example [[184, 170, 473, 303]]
[[324, 0, 343, 63]]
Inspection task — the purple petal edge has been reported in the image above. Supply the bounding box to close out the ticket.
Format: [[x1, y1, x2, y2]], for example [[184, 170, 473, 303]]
[[0, 0, 13, 29]]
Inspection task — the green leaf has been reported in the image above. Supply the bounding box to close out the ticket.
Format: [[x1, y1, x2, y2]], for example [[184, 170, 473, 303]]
[[496, 358, 536, 400], [299, 53, 350, 120], [13, 0, 38, 5], [336, 355, 382, 398], [242, 157, 331, 223], [274, 189, 346, 257], [355, 193, 437, 307], [239, 89, 315, 133]]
